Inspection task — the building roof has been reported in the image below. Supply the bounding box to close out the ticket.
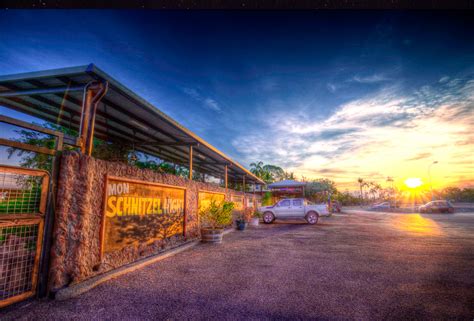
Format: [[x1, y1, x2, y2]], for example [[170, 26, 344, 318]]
[[268, 180, 307, 188], [0, 64, 264, 184]]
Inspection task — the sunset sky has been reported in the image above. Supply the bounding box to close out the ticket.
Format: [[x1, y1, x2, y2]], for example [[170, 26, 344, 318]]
[[0, 11, 473, 190]]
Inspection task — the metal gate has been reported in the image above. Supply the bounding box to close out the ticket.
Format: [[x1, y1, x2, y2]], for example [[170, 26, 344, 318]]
[[0, 114, 71, 308], [0, 166, 49, 307]]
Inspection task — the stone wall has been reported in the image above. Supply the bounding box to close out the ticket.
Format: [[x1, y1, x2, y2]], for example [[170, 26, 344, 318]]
[[49, 151, 260, 291]]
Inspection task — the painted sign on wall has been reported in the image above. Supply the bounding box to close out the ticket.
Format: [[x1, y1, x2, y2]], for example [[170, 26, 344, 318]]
[[101, 176, 185, 254], [198, 191, 225, 210], [231, 195, 244, 210]]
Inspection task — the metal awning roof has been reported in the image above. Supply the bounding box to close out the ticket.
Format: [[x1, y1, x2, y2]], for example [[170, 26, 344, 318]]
[[0, 64, 264, 184], [268, 180, 307, 188]]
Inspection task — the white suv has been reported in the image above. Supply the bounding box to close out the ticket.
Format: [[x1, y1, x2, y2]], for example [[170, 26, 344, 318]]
[[258, 198, 329, 225]]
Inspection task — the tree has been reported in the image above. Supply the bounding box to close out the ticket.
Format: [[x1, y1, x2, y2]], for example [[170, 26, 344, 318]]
[[304, 178, 338, 203], [262, 164, 285, 182], [368, 182, 382, 201], [357, 178, 364, 204], [282, 171, 296, 180], [262, 191, 273, 206], [7, 123, 78, 172], [249, 162, 285, 183], [250, 161, 266, 180], [333, 191, 360, 206]]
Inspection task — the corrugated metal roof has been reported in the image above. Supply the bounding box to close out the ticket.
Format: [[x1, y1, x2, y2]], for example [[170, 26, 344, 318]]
[[268, 180, 307, 188], [0, 64, 264, 184]]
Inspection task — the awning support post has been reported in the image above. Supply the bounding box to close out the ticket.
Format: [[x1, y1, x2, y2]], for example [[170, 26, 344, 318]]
[[189, 145, 193, 180], [242, 175, 246, 209], [224, 165, 228, 193], [79, 81, 108, 155]]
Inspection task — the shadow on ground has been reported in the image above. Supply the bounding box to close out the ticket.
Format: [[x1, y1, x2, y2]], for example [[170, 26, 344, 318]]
[[1, 212, 473, 320]]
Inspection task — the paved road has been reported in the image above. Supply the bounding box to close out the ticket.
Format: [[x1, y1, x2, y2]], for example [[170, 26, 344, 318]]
[[2, 212, 474, 320]]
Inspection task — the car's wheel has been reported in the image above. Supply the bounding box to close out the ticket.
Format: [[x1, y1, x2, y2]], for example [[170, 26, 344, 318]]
[[305, 211, 319, 225], [263, 212, 275, 224]]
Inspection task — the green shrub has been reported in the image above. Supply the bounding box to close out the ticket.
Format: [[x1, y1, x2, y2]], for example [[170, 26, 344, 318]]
[[199, 200, 235, 229], [253, 210, 263, 219]]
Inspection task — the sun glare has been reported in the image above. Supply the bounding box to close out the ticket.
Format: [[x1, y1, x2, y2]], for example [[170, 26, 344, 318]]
[[405, 177, 422, 189]]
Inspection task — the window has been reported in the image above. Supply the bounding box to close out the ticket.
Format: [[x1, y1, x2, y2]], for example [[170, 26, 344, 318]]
[[279, 200, 291, 207], [293, 199, 303, 206]]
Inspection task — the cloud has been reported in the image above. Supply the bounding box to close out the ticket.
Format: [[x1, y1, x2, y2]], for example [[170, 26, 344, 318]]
[[182, 88, 200, 100], [303, 128, 360, 141], [439, 76, 450, 83], [232, 75, 474, 189], [326, 83, 337, 93], [182, 87, 221, 112], [351, 74, 390, 83], [203, 98, 220, 111], [406, 152, 432, 161], [310, 168, 351, 174]]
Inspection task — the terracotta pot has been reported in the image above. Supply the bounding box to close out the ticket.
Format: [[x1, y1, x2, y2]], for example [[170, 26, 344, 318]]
[[201, 228, 224, 243], [249, 218, 260, 226]]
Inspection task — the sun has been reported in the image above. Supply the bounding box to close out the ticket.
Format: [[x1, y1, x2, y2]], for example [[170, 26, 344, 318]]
[[405, 177, 423, 189]]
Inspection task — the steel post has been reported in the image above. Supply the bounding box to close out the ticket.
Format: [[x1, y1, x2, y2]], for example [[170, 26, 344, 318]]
[[189, 145, 193, 180], [243, 175, 246, 209], [79, 81, 108, 155], [224, 165, 228, 193]]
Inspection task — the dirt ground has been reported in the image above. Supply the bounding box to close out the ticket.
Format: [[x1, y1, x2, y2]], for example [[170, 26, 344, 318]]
[[2, 211, 474, 320]]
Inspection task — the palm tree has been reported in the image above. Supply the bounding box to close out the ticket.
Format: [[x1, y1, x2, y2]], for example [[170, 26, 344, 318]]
[[369, 182, 382, 201], [282, 171, 296, 180], [250, 161, 264, 178], [357, 178, 364, 204], [250, 162, 281, 183], [262, 164, 285, 182]]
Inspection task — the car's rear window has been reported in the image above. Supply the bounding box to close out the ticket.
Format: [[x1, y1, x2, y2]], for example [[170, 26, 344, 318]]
[[293, 199, 303, 206]]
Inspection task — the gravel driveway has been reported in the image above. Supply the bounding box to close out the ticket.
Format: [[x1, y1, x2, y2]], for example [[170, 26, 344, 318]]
[[2, 211, 474, 320]]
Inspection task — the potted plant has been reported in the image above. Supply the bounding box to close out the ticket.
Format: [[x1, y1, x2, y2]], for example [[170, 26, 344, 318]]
[[236, 207, 253, 231], [235, 213, 247, 231], [250, 210, 262, 227], [200, 200, 234, 243]]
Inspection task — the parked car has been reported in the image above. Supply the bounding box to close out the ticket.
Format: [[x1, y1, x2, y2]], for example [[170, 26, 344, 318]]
[[419, 200, 455, 213], [370, 202, 391, 210], [258, 198, 329, 225]]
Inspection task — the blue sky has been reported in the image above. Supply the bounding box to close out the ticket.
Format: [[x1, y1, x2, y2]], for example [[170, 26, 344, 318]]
[[0, 10, 473, 189]]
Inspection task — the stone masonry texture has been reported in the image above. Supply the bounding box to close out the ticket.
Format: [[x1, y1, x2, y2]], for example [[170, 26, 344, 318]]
[[48, 151, 259, 291]]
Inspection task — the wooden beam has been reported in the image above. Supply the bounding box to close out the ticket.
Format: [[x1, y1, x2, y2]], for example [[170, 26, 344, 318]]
[[194, 161, 230, 166], [0, 138, 55, 155], [139, 142, 199, 147], [189, 145, 193, 180], [0, 114, 64, 138]]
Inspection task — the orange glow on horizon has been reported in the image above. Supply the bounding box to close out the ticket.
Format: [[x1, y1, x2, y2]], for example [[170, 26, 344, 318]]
[[404, 177, 423, 189]]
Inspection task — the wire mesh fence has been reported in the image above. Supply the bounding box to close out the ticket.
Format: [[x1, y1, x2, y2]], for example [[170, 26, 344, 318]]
[[0, 222, 39, 301], [0, 167, 47, 306], [0, 171, 44, 215]]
